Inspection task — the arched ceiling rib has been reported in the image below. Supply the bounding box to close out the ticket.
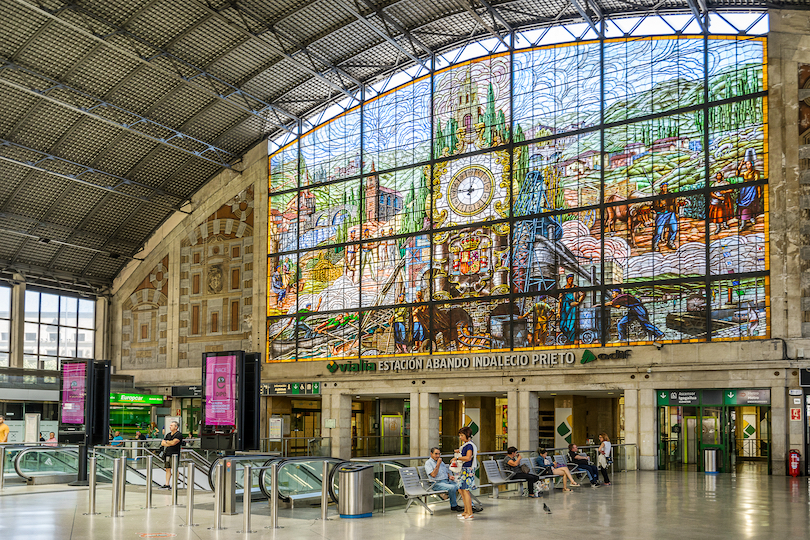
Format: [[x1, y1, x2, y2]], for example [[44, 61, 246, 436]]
[[0, 0, 789, 294]]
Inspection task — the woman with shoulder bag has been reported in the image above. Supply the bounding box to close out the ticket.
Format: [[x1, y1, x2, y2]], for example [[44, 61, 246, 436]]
[[597, 433, 612, 485]]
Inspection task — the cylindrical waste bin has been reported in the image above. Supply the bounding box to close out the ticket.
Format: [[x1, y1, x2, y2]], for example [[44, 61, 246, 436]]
[[338, 464, 373, 518], [703, 448, 718, 474]]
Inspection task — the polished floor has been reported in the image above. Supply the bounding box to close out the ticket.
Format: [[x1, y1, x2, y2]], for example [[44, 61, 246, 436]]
[[1, 470, 809, 539]]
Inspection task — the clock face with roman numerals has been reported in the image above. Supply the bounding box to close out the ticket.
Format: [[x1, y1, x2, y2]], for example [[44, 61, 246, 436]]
[[447, 165, 495, 217]]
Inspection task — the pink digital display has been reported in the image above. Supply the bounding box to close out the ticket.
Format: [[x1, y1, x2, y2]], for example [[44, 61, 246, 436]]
[[204, 355, 236, 426], [61, 362, 86, 424]]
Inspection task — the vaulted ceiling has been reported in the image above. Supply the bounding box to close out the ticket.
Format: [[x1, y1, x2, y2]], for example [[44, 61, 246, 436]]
[[0, 0, 790, 294]]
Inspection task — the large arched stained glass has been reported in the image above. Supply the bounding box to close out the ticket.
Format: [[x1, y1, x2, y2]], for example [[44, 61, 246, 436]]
[[268, 34, 768, 362]]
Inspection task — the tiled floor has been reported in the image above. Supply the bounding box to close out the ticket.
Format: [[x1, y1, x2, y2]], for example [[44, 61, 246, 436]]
[[1, 470, 808, 539]]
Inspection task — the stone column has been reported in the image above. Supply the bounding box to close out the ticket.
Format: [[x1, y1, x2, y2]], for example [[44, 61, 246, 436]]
[[410, 392, 439, 457], [623, 388, 639, 470], [518, 391, 538, 452], [322, 393, 352, 460], [771, 385, 787, 475], [167, 240, 181, 368], [507, 390, 519, 449], [409, 391, 420, 455], [638, 388, 657, 471], [9, 278, 25, 368], [94, 296, 109, 360], [478, 396, 496, 453]]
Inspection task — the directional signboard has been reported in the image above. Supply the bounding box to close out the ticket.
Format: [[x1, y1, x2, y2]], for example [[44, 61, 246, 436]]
[[657, 389, 770, 407], [261, 382, 321, 396]]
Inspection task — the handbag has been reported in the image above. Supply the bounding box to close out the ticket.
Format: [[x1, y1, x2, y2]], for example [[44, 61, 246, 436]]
[[520, 464, 531, 474]]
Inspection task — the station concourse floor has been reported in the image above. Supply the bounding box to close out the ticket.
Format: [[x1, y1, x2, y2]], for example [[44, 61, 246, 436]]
[[1, 470, 809, 540]]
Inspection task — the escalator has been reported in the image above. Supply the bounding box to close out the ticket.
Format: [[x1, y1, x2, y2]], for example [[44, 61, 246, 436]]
[[13, 445, 81, 484]]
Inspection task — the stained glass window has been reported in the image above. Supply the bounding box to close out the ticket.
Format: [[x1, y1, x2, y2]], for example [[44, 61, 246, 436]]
[[268, 34, 769, 362]]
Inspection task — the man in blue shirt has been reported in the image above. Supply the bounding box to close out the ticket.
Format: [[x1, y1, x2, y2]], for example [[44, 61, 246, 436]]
[[424, 447, 460, 511], [111, 431, 124, 447]]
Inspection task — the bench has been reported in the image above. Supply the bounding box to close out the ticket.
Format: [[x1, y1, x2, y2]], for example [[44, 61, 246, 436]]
[[554, 454, 591, 483], [482, 458, 525, 499], [399, 466, 449, 515], [419, 465, 484, 510]]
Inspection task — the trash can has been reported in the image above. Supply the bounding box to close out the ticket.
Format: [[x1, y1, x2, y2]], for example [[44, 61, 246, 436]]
[[337, 464, 373, 518], [703, 448, 718, 474]]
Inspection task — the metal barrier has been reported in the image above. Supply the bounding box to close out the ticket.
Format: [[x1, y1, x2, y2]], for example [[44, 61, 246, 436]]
[[321, 461, 329, 520], [111, 458, 121, 518], [209, 461, 225, 531], [238, 464, 255, 534], [181, 462, 199, 527], [134, 455, 153, 509], [0, 447, 5, 491], [171, 454, 180, 506], [84, 456, 99, 515], [270, 462, 279, 529], [118, 454, 126, 512]]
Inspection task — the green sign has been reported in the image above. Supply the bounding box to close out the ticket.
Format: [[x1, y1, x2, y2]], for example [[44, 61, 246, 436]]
[[110, 393, 164, 405], [657, 389, 771, 407], [261, 382, 320, 396]]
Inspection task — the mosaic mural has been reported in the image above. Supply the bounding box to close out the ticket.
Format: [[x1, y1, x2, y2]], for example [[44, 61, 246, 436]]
[[268, 35, 769, 362]]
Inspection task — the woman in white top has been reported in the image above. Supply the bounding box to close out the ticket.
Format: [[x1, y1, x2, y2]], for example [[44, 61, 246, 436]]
[[597, 433, 611, 485]]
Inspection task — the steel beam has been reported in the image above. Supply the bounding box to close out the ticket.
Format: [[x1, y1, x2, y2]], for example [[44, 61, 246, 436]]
[[187, 0, 359, 102], [463, 1, 509, 48], [0, 259, 112, 292], [358, 0, 434, 57], [0, 58, 237, 168], [13, 0, 298, 133], [0, 227, 139, 260], [0, 139, 188, 213], [570, 0, 601, 37], [685, 0, 708, 33], [338, 0, 430, 71], [475, 0, 514, 34]]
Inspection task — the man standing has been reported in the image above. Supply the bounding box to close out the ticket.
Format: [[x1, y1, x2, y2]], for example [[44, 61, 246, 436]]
[[651, 182, 686, 251], [161, 421, 183, 488], [504, 447, 541, 497], [0, 415, 9, 443], [603, 288, 665, 341], [425, 447, 461, 511], [568, 443, 600, 487]]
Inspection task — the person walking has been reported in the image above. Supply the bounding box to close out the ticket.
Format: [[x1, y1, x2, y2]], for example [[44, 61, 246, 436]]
[[597, 433, 612, 485], [451, 427, 477, 521], [0, 415, 10, 443]]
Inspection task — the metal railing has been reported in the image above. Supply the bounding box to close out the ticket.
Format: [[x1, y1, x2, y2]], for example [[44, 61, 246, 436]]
[[261, 436, 332, 457]]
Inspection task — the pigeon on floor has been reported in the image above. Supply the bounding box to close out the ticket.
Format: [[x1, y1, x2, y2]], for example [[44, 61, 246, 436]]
[[544, 504, 552, 514]]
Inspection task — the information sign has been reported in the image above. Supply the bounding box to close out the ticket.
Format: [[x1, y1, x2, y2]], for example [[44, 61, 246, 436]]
[[204, 355, 236, 425]]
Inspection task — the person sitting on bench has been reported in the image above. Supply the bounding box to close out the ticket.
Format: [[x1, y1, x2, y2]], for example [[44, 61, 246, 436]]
[[568, 443, 600, 487], [425, 447, 461, 511], [504, 447, 541, 497], [538, 448, 580, 491]]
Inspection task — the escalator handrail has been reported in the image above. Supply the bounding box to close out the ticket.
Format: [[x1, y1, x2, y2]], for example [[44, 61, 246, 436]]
[[256, 457, 346, 503], [13, 445, 80, 481], [206, 454, 286, 493]]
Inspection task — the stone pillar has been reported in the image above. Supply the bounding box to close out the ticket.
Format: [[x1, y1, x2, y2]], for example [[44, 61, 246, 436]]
[[638, 388, 657, 470], [94, 296, 109, 360], [9, 278, 24, 368], [517, 391, 538, 452], [410, 392, 439, 456], [409, 391, 420, 456], [322, 393, 352, 460], [623, 388, 639, 470], [772, 385, 787, 475], [507, 390, 519, 449]]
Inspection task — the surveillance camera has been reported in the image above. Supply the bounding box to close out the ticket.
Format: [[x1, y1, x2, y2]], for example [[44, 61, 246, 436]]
[[646, 368, 652, 373], [654, 342, 663, 350]]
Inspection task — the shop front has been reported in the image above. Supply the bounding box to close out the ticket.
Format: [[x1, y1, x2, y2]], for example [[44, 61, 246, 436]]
[[657, 389, 771, 474], [109, 392, 165, 439]]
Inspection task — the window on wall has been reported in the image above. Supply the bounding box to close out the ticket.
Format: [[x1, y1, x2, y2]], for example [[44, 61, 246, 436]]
[[24, 290, 95, 370], [267, 31, 769, 362], [0, 285, 10, 367]]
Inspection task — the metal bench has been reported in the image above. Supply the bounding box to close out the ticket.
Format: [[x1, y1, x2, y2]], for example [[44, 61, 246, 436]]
[[399, 466, 449, 515], [482, 458, 524, 499], [554, 454, 591, 483]]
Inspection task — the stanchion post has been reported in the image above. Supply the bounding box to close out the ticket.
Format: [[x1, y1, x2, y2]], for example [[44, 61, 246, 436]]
[[238, 464, 254, 534], [118, 453, 126, 512], [144, 455, 153, 509], [210, 461, 224, 530], [84, 456, 99, 515], [111, 458, 121, 518], [321, 461, 328, 520], [381, 463, 386, 513], [0, 447, 5, 491], [270, 462, 279, 529], [171, 454, 180, 506], [181, 462, 198, 527]]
